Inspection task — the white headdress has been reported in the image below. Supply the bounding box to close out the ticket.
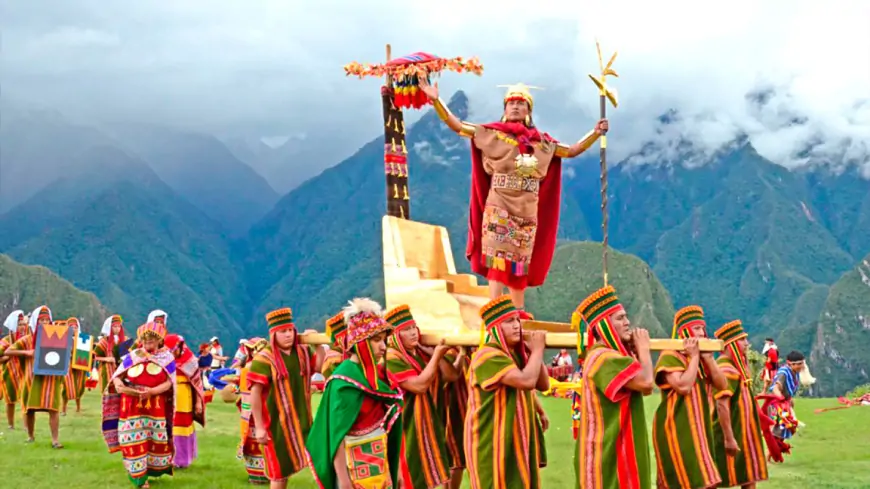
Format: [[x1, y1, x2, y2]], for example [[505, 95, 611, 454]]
[[3, 310, 24, 332], [147, 309, 168, 325], [28, 305, 52, 333]]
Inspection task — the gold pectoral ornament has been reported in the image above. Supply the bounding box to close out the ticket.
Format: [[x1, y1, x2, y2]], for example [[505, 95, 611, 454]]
[[515, 153, 539, 178]]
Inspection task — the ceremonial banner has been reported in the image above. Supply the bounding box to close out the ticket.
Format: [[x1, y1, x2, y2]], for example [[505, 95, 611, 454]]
[[72, 331, 94, 372], [33, 322, 73, 376]]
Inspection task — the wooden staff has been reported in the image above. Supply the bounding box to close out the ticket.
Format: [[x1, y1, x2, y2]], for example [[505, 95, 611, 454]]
[[382, 44, 411, 219], [588, 40, 619, 286], [298, 331, 722, 351]]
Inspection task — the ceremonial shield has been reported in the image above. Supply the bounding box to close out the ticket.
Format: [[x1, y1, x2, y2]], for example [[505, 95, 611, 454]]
[[72, 331, 94, 372], [33, 322, 73, 376]]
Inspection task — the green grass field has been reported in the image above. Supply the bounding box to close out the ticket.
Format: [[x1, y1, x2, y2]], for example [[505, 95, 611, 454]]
[[1, 393, 868, 488]]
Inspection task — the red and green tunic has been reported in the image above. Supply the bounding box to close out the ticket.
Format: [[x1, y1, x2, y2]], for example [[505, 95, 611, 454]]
[[711, 356, 768, 487], [464, 344, 545, 489], [441, 349, 469, 470], [8, 335, 63, 413], [386, 347, 450, 489], [576, 344, 651, 489], [0, 332, 26, 404], [652, 351, 721, 489], [247, 344, 314, 481], [306, 360, 405, 489]]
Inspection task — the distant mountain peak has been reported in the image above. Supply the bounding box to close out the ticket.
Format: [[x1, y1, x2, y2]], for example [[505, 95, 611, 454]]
[[447, 91, 469, 120]]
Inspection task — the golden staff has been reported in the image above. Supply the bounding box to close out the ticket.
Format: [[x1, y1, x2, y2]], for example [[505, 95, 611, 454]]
[[587, 39, 619, 286]]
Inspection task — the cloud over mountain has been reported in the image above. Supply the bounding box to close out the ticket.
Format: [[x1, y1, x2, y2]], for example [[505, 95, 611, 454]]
[[4, 0, 868, 174]]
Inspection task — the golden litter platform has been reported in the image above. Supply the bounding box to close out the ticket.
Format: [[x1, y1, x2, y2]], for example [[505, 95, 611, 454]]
[[299, 216, 721, 352]]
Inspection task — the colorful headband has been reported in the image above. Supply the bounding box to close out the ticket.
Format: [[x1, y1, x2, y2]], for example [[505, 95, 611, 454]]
[[385, 305, 416, 332], [672, 305, 706, 339], [266, 307, 295, 334], [574, 285, 629, 357]]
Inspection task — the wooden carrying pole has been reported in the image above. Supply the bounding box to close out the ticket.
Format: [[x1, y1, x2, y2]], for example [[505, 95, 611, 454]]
[[297, 330, 723, 351]]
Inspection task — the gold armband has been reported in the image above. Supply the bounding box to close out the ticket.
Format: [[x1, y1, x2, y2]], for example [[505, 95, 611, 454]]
[[433, 97, 450, 122], [434, 97, 476, 137], [555, 130, 600, 158]]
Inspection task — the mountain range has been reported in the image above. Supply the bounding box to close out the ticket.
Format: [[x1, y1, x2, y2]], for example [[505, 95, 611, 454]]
[[1, 93, 868, 396]]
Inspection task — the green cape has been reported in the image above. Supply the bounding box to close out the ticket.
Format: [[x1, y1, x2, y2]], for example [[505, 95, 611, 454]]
[[306, 360, 404, 489]]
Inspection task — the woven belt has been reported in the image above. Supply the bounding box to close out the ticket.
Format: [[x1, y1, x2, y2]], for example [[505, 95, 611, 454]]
[[491, 173, 540, 193]]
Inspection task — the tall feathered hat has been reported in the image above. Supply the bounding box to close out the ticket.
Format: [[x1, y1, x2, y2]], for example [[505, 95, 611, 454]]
[[344, 298, 392, 390]]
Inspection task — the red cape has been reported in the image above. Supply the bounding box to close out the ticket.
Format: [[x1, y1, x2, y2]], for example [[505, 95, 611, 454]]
[[466, 122, 562, 287]]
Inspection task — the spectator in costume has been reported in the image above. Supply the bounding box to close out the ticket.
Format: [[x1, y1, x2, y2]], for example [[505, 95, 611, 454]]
[[62, 317, 88, 415], [0, 310, 29, 430], [652, 306, 727, 489], [711, 320, 769, 489], [165, 334, 206, 469], [248, 307, 325, 488], [210, 336, 228, 371], [235, 337, 270, 484], [321, 311, 348, 379], [766, 350, 804, 448], [574, 285, 655, 489], [93, 315, 127, 393], [761, 338, 779, 393], [5, 306, 65, 447], [102, 321, 176, 488], [421, 78, 607, 317], [306, 298, 405, 489], [464, 295, 549, 489], [384, 304, 459, 489]]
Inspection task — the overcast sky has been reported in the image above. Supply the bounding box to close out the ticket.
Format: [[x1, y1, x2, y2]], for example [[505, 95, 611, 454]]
[[3, 0, 869, 174]]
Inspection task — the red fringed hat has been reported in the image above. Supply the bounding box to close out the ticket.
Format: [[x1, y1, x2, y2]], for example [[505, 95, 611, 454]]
[[137, 321, 167, 341]]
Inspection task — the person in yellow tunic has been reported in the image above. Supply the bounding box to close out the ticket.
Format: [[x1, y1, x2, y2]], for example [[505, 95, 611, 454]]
[[235, 337, 270, 484], [4, 306, 65, 447], [321, 311, 348, 379], [465, 295, 549, 489], [711, 320, 769, 488], [574, 285, 655, 489], [652, 306, 727, 489], [384, 304, 459, 489], [0, 310, 29, 430], [62, 317, 88, 415], [165, 333, 206, 469]]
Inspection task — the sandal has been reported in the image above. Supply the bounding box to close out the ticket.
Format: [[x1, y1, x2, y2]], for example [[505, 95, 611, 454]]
[[51, 442, 64, 449], [25, 438, 34, 443]]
